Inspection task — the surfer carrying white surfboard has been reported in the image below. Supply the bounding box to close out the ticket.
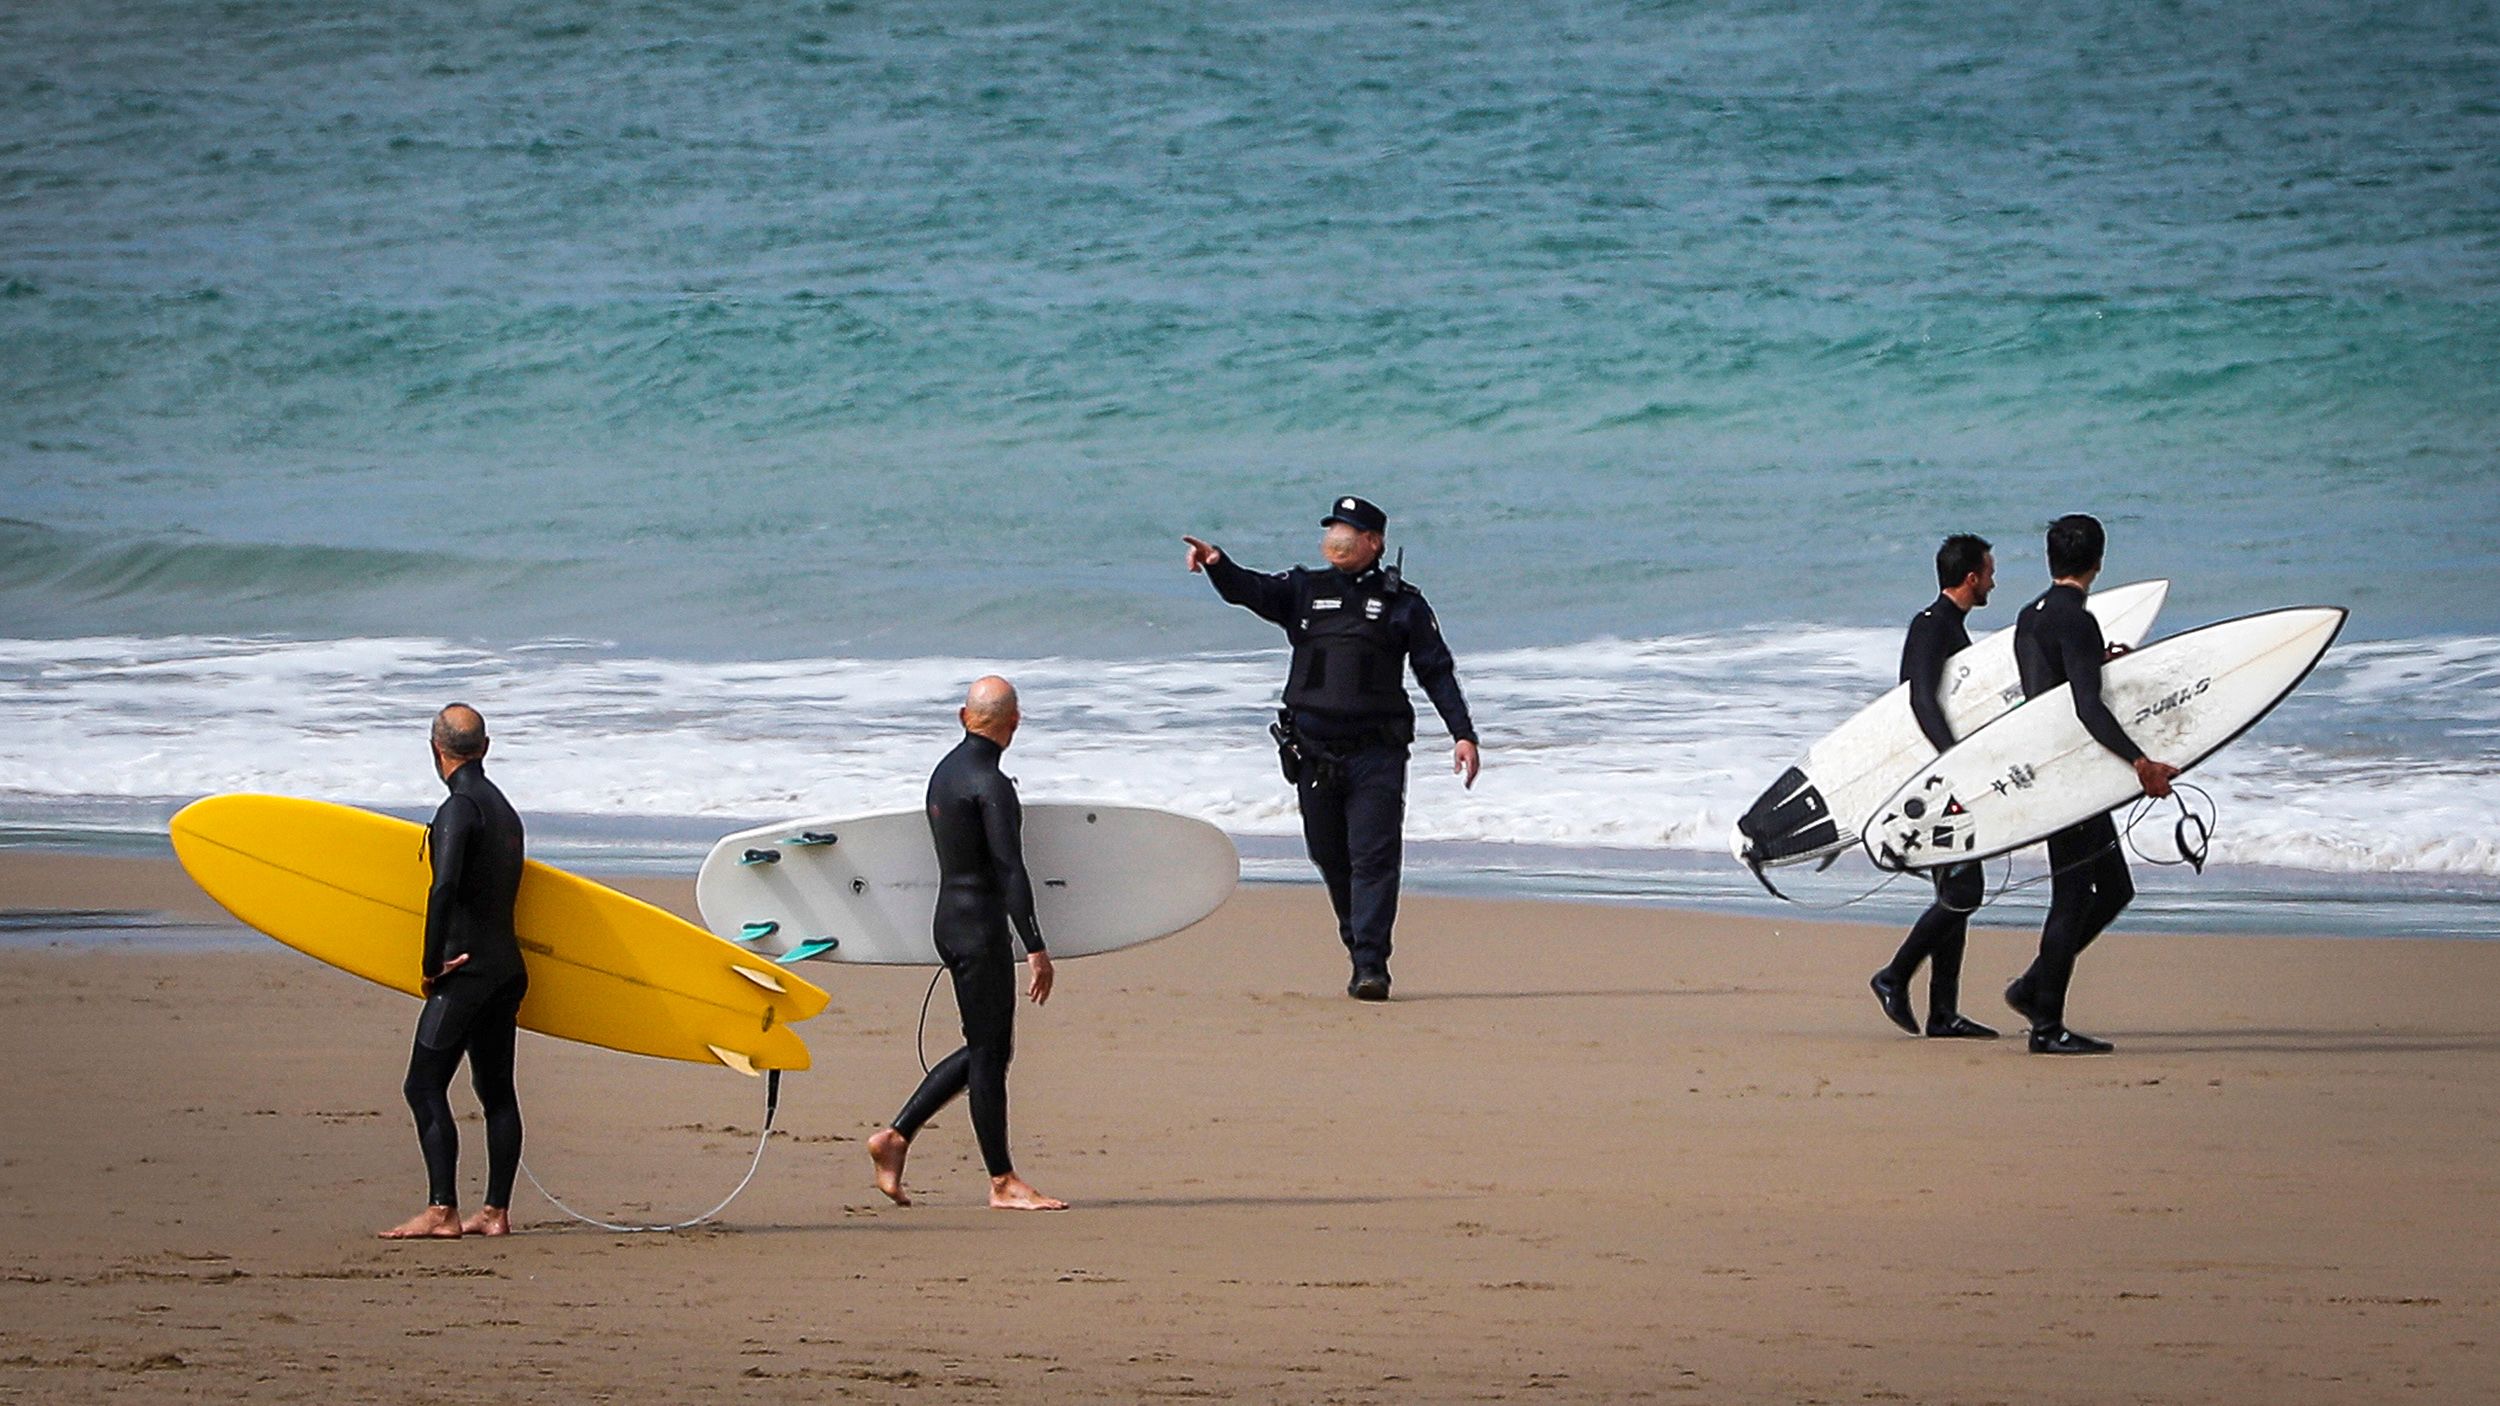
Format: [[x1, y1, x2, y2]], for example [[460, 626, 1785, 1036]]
[[2002, 516, 2180, 1055], [382, 704, 529, 1239], [867, 677, 1067, 1211], [1183, 495, 1481, 1002], [1870, 535, 2002, 1041]]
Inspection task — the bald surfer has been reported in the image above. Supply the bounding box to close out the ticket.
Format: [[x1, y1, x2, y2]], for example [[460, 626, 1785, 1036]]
[[383, 703, 529, 1239], [1871, 534, 2000, 1040], [2004, 515, 2179, 1055], [867, 677, 1066, 1211]]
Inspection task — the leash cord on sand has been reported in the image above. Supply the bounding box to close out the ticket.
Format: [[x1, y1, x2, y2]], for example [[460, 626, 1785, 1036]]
[[520, 1070, 782, 1233], [915, 966, 945, 1074]]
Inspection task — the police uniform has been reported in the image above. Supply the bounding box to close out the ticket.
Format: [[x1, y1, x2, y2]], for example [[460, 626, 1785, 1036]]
[[1199, 496, 1476, 995]]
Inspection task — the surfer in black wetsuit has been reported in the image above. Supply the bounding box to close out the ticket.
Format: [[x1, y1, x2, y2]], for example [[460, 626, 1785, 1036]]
[[2004, 515, 2178, 1055], [1871, 534, 2001, 1040], [867, 676, 1066, 1211], [383, 703, 529, 1239], [1182, 496, 1480, 1001]]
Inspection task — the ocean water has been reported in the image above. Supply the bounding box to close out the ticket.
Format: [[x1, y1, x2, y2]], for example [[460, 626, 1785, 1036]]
[[4, 1, 2496, 935]]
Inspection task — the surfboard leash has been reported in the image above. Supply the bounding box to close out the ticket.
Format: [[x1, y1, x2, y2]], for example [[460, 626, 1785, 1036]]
[[1753, 781, 2218, 916], [1745, 860, 1916, 911], [1971, 783, 2218, 909], [2124, 782, 2215, 873], [1934, 852, 2017, 914], [915, 967, 945, 1074], [518, 1069, 784, 1233]]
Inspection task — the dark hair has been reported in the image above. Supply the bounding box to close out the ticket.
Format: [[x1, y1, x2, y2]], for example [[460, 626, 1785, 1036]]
[[1935, 533, 1991, 590], [2045, 514, 2105, 579], [432, 703, 488, 761]]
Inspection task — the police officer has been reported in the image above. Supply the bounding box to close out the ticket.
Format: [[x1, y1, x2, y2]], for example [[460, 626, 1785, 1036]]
[[1183, 496, 1480, 1001]]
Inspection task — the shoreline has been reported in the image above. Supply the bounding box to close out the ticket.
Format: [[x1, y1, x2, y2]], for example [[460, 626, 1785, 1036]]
[[5, 847, 2499, 1401], [9, 834, 2498, 942]]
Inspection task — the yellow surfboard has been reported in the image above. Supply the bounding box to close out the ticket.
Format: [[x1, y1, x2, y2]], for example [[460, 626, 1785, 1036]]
[[170, 794, 829, 1073]]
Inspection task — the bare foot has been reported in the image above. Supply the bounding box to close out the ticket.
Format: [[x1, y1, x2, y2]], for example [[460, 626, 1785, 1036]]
[[868, 1128, 912, 1206], [989, 1174, 1068, 1211], [379, 1205, 462, 1239], [460, 1206, 512, 1237]]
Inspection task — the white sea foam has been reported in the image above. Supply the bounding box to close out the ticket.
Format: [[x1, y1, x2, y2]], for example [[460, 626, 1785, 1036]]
[[2, 631, 2496, 880]]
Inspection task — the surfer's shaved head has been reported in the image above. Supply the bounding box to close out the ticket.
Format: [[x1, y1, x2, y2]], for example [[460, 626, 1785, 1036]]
[[431, 703, 489, 762], [961, 676, 1022, 747]]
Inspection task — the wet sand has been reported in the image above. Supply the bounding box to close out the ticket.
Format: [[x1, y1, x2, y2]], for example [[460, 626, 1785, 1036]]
[[3, 850, 2495, 1403]]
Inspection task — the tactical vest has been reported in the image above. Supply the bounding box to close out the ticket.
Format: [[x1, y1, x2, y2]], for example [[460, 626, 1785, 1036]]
[[1283, 570, 1411, 722]]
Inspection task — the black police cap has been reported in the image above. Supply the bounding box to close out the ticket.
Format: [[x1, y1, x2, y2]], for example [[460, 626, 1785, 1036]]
[[1320, 495, 1387, 535]]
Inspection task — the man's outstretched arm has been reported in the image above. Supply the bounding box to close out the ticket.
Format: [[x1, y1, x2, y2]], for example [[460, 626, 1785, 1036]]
[[1183, 536, 1295, 625]]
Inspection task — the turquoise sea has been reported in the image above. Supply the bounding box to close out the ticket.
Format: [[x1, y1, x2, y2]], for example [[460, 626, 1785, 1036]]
[[5, 1, 2496, 933]]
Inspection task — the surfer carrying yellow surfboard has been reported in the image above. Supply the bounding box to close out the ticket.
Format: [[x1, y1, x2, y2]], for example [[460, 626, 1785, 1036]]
[[382, 704, 531, 1239]]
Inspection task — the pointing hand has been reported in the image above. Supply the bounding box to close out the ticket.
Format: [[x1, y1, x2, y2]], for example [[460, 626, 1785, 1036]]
[[1181, 536, 1223, 573]]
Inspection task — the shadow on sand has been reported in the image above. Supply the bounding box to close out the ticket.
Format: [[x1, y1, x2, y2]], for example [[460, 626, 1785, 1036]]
[[1387, 985, 1790, 1004], [2110, 1027, 2500, 1057], [520, 1191, 1442, 1236]]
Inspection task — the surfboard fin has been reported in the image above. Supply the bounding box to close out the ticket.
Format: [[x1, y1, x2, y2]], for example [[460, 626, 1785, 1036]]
[[776, 938, 839, 963], [730, 965, 789, 995], [736, 921, 780, 943], [781, 831, 837, 847], [707, 1045, 760, 1077], [740, 848, 781, 866]]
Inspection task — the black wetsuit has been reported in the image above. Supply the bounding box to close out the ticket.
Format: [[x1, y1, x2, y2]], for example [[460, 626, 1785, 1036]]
[[1202, 551, 1475, 981], [890, 732, 1045, 1178], [2006, 583, 2142, 1027], [1879, 594, 1985, 1023], [407, 758, 528, 1210]]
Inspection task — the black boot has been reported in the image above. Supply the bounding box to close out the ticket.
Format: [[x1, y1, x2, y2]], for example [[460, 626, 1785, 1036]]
[[1926, 1012, 1999, 1039], [2003, 978, 2052, 1030], [2027, 1025, 2113, 1055], [1870, 971, 1918, 1034]]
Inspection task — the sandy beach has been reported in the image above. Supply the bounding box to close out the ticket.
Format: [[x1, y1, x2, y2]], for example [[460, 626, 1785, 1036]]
[[3, 849, 2495, 1404]]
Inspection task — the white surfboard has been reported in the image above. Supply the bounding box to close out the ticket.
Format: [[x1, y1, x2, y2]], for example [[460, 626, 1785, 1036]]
[[1732, 579, 2169, 873], [694, 803, 1240, 965], [1862, 606, 2345, 870]]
